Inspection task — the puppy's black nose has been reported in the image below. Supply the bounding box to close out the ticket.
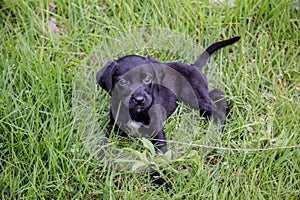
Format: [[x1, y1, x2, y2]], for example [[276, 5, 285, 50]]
[[133, 95, 145, 104]]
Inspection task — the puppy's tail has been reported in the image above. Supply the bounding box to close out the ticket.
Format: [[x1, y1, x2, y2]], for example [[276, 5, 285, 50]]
[[193, 36, 240, 70]]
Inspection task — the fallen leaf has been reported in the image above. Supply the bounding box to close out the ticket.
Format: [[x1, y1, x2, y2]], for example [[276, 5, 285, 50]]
[[48, 17, 60, 34]]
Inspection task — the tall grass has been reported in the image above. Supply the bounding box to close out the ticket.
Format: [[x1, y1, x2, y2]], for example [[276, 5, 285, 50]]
[[0, 0, 299, 199]]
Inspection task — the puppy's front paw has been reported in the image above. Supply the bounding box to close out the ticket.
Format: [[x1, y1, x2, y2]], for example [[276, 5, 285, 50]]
[[150, 170, 171, 192]]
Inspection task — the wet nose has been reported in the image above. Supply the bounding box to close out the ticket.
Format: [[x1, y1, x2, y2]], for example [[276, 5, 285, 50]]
[[133, 95, 145, 104]]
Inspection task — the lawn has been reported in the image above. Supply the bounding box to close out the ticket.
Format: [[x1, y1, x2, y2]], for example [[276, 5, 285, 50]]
[[0, 0, 299, 199]]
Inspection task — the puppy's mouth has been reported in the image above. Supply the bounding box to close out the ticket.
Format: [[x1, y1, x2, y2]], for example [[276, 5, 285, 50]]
[[134, 106, 148, 113], [129, 102, 151, 113]]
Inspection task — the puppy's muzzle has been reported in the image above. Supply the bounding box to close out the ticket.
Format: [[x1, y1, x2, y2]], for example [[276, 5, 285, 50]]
[[129, 86, 152, 111]]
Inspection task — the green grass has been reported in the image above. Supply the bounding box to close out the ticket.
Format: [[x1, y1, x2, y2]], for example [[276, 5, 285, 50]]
[[0, 0, 299, 199]]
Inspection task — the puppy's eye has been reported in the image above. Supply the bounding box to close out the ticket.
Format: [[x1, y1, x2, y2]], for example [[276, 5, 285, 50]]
[[143, 74, 152, 84], [118, 78, 129, 86]]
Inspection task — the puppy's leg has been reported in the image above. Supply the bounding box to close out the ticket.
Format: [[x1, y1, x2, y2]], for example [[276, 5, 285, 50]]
[[150, 168, 171, 191], [148, 129, 170, 191], [209, 88, 230, 126], [97, 125, 112, 159], [140, 107, 169, 189], [139, 104, 168, 153], [98, 114, 122, 159], [150, 129, 167, 154]]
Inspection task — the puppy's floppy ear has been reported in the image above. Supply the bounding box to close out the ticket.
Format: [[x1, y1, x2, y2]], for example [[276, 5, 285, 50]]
[[96, 60, 118, 95]]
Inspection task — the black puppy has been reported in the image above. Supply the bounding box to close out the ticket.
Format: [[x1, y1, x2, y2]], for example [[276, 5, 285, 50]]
[[96, 36, 240, 155]]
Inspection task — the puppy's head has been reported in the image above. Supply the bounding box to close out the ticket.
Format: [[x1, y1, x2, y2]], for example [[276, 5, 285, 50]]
[[96, 55, 161, 113]]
